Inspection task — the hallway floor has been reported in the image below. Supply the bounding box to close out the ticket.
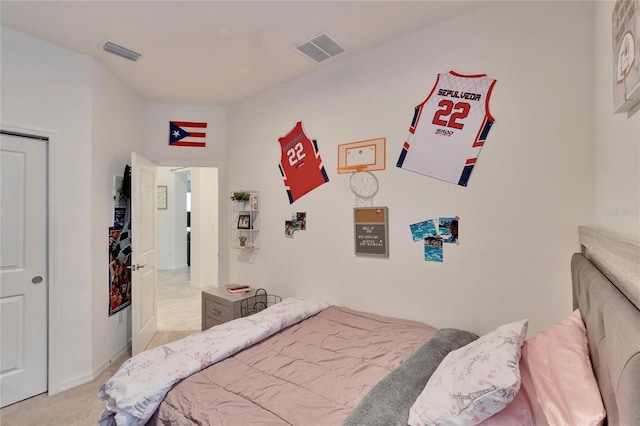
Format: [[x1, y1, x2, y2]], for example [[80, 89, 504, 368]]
[[157, 268, 201, 331]]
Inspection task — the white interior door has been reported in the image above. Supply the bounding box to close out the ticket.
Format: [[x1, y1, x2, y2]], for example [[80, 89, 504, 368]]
[[0, 132, 48, 407], [131, 152, 158, 355]]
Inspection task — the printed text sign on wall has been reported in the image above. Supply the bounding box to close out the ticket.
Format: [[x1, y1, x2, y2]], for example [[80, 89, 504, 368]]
[[354, 207, 388, 257]]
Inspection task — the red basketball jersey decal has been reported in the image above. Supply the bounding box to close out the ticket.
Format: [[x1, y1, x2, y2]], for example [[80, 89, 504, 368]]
[[278, 121, 329, 203]]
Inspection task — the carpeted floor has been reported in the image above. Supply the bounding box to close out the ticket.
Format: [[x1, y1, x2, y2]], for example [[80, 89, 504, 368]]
[[0, 330, 198, 426]]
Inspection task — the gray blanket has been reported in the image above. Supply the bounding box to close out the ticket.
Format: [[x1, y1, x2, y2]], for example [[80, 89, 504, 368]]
[[342, 328, 478, 426]]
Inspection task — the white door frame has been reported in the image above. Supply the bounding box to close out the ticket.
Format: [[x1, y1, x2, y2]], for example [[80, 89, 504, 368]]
[[132, 159, 224, 346], [0, 124, 60, 396], [153, 160, 226, 286]]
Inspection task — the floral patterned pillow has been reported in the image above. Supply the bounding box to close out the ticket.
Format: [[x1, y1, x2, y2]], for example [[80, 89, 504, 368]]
[[408, 319, 528, 426]]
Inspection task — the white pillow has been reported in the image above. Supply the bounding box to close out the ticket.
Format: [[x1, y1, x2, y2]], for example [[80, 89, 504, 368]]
[[408, 319, 528, 426]]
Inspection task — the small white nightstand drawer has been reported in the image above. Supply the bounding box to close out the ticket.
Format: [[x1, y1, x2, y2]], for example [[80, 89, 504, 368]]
[[204, 298, 233, 322]]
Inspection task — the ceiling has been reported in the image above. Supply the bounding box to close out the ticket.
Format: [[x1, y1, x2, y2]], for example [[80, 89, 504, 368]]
[[1, 1, 487, 106]]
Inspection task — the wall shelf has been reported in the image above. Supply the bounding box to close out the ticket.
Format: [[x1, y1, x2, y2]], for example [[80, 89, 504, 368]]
[[231, 191, 259, 251]]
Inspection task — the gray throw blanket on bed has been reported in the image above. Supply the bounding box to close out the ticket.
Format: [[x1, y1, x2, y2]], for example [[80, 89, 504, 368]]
[[343, 328, 478, 426]]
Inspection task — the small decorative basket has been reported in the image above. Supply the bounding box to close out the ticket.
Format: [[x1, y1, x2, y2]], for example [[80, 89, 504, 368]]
[[241, 288, 282, 317]]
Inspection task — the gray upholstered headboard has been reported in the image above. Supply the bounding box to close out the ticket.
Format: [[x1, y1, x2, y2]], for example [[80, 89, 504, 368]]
[[572, 227, 640, 426]]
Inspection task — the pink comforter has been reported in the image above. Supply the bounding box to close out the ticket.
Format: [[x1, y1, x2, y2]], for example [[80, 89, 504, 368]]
[[150, 306, 437, 425]]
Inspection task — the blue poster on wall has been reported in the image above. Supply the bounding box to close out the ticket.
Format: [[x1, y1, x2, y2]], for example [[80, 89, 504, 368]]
[[424, 236, 444, 262], [409, 219, 437, 241]]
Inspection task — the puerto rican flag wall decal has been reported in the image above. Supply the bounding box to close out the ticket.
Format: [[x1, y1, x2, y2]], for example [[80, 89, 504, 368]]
[[169, 121, 207, 147]]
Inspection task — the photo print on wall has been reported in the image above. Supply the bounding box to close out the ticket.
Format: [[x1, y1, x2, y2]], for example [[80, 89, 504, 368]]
[[284, 212, 307, 238], [409, 216, 460, 262], [439, 216, 460, 244], [424, 236, 444, 263], [410, 219, 438, 241]]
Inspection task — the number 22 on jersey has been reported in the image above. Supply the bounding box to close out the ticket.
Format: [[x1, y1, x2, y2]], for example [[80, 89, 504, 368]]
[[432, 100, 470, 130], [287, 142, 306, 166]]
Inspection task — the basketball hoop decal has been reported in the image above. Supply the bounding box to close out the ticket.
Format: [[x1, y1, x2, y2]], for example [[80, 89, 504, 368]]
[[349, 170, 379, 207], [338, 137, 386, 207]]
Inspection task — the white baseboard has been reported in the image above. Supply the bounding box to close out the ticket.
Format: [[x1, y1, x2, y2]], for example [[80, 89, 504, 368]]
[[189, 280, 215, 289], [57, 342, 129, 393], [158, 264, 189, 271]]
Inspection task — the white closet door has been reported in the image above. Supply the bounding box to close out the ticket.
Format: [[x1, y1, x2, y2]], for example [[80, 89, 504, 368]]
[[0, 132, 48, 407]]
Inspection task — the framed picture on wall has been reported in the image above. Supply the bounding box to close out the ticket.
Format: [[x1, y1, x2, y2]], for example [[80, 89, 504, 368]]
[[612, 0, 640, 113], [157, 185, 168, 210], [237, 214, 251, 229]]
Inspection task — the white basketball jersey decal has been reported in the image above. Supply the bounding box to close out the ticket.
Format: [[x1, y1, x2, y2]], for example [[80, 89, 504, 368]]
[[397, 71, 497, 186]]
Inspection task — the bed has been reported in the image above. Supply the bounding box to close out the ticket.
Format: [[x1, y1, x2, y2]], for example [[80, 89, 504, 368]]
[[98, 226, 639, 426]]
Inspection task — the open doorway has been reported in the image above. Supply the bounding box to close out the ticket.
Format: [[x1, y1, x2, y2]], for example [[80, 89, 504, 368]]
[[155, 166, 219, 332]]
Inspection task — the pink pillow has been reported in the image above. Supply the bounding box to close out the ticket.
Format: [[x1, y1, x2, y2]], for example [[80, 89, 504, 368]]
[[481, 310, 605, 426], [478, 346, 547, 425]]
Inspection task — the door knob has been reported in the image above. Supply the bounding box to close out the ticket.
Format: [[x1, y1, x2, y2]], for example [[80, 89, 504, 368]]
[[32, 276, 43, 284], [127, 264, 147, 271]]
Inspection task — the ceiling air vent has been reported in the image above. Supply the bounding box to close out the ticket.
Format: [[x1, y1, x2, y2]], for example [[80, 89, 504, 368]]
[[103, 41, 141, 61], [292, 29, 346, 63]]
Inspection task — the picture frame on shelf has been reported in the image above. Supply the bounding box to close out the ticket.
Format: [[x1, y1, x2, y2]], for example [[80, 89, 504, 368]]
[[250, 193, 259, 210], [237, 214, 251, 229]]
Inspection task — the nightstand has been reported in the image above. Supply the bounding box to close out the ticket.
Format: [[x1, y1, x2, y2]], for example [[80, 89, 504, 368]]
[[201, 286, 256, 331]]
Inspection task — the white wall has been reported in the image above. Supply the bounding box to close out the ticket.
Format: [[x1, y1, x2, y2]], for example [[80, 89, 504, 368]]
[[594, 1, 640, 243], [227, 1, 596, 336], [142, 103, 227, 165], [90, 61, 145, 376], [1, 27, 95, 391], [2, 25, 145, 392]]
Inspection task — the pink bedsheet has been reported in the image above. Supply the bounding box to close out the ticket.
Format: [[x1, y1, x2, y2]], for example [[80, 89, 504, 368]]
[[150, 306, 437, 425]]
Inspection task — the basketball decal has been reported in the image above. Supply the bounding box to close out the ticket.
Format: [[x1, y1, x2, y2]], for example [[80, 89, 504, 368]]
[[277, 121, 329, 204], [397, 71, 497, 187]]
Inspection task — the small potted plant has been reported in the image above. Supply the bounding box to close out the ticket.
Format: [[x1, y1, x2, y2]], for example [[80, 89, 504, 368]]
[[239, 235, 247, 247], [231, 191, 251, 210], [230, 191, 251, 202]]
